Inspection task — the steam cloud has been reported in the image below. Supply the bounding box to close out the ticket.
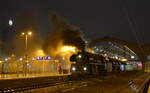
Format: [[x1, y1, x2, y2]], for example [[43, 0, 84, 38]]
[[42, 14, 85, 57]]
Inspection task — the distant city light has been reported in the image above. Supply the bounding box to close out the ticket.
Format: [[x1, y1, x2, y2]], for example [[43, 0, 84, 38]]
[[27, 63, 30, 66], [137, 62, 142, 67], [62, 57, 65, 60], [78, 54, 82, 58], [131, 56, 135, 59], [103, 53, 107, 57], [100, 49, 103, 52], [47, 56, 52, 60], [19, 58, 23, 61], [37, 57, 43, 60], [72, 67, 76, 71], [5, 58, 8, 61], [83, 67, 87, 71], [32, 57, 35, 60], [96, 48, 99, 51], [120, 64, 125, 71], [85, 41, 88, 43], [121, 58, 128, 62], [115, 56, 119, 59], [54, 60, 59, 62], [9, 19, 13, 26]]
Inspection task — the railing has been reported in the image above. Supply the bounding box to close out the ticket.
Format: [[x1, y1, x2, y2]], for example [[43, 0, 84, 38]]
[[138, 77, 150, 93], [111, 73, 150, 93]]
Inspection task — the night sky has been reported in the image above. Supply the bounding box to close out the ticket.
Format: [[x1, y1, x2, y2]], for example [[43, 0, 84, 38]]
[[0, 0, 150, 44]]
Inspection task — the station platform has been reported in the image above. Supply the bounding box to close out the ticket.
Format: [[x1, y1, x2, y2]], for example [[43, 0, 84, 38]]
[[0, 73, 69, 80], [147, 85, 150, 93]]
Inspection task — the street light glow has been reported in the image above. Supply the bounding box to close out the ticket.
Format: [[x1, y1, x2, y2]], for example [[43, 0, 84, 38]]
[[121, 58, 128, 62], [19, 58, 23, 61], [115, 56, 118, 59], [21, 32, 25, 35], [131, 56, 135, 59], [83, 67, 87, 71], [28, 31, 32, 35], [5, 58, 8, 61], [21, 31, 32, 36], [78, 54, 82, 58], [72, 67, 76, 71]]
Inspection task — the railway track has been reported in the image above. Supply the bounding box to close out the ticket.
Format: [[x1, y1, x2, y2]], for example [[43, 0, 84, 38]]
[[0, 74, 93, 93], [0, 76, 70, 93]]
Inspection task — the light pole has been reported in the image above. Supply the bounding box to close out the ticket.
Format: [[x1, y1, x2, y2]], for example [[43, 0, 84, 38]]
[[21, 31, 32, 52], [21, 31, 32, 76]]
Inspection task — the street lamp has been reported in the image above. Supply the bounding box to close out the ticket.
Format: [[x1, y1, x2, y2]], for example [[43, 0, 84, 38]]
[[21, 31, 32, 52], [21, 31, 32, 76]]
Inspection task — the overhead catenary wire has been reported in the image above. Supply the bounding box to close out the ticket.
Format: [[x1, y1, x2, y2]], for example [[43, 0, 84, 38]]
[[120, 0, 146, 59]]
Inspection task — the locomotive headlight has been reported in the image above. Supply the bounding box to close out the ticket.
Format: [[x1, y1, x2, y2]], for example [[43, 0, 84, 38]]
[[78, 54, 82, 59], [72, 67, 76, 71], [83, 67, 87, 71]]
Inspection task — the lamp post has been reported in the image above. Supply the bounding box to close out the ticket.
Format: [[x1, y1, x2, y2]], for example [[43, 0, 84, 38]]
[[21, 31, 32, 52], [21, 31, 32, 76]]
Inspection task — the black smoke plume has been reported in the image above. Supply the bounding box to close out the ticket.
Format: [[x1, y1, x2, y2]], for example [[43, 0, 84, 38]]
[[42, 14, 85, 57]]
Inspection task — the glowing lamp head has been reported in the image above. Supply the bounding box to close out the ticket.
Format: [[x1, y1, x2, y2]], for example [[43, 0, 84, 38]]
[[21, 32, 25, 35], [28, 31, 32, 36]]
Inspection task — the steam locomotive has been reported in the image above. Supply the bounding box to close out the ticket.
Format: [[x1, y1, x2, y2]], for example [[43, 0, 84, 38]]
[[70, 51, 121, 76]]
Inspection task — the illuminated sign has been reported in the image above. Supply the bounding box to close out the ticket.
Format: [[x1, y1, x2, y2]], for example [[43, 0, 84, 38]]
[[36, 56, 52, 60]]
